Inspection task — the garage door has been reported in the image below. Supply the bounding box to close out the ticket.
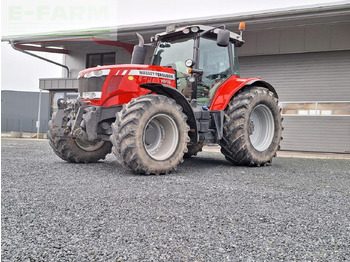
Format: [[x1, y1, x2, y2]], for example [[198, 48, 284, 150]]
[[239, 50, 350, 153]]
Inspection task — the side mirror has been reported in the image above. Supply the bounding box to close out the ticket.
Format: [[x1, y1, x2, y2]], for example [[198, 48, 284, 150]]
[[217, 29, 230, 47], [152, 50, 164, 65], [131, 33, 147, 64]]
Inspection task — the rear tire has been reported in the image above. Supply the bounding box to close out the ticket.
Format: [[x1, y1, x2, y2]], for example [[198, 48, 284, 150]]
[[220, 86, 282, 166], [110, 95, 189, 175], [48, 111, 112, 163]]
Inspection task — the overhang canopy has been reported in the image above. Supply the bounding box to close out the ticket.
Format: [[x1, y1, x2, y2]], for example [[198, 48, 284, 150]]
[[2, 3, 350, 54]]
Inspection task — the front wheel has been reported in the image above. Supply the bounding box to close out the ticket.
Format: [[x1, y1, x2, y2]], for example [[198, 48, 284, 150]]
[[48, 112, 112, 163], [220, 86, 282, 166], [110, 95, 189, 175]]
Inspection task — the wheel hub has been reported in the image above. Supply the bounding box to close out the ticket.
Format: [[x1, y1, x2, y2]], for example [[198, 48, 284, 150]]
[[143, 114, 179, 161], [249, 104, 275, 152], [75, 138, 105, 152], [144, 120, 163, 154], [248, 120, 255, 135]]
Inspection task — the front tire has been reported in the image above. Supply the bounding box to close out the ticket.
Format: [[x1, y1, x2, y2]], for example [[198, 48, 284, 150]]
[[220, 86, 282, 166], [48, 111, 112, 163], [110, 95, 189, 175]]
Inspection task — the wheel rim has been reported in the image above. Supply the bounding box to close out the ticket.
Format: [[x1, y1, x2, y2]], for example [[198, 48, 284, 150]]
[[249, 104, 275, 152], [75, 138, 105, 152], [143, 114, 179, 161]]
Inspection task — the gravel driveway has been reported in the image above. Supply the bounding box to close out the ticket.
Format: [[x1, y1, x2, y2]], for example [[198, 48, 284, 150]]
[[1, 138, 350, 261]]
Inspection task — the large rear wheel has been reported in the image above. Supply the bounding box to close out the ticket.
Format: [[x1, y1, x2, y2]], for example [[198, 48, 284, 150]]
[[220, 86, 282, 166], [110, 95, 189, 175]]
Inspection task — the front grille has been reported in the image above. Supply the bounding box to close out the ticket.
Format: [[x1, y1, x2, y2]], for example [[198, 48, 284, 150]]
[[78, 76, 107, 96]]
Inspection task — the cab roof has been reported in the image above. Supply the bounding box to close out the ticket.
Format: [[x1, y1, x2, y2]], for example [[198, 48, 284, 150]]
[[155, 25, 244, 47]]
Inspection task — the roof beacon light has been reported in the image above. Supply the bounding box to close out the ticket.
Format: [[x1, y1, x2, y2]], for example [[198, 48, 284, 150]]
[[239, 22, 246, 36]]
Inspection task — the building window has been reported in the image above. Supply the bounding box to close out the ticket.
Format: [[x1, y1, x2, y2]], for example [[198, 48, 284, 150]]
[[280, 102, 350, 116], [86, 52, 115, 68]]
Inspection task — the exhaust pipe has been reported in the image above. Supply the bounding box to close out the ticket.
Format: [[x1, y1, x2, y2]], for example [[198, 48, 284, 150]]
[[131, 33, 146, 64], [136, 33, 144, 47]]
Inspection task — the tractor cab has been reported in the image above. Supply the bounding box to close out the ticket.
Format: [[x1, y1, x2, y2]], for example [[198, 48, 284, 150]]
[[150, 25, 244, 106]]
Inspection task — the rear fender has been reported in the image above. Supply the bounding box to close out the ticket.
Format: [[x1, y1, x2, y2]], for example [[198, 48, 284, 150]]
[[210, 77, 278, 111], [140, 83, 197, 142], [246, 79, 278, 98]]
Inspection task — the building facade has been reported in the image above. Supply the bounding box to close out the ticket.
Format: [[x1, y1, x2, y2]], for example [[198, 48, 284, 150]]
[[2, 3, 350, 152], [1, 91, 50, 134]]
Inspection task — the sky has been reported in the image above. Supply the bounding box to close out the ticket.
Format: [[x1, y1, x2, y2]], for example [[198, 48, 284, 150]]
[[1, 0, 347, 92]]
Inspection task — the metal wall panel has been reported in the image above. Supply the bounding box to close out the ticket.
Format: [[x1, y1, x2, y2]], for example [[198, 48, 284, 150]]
[[281, 116, 350, 153], [239, 50, 350, 153], [239, 50, 350, 101], [305, 24, 331, 52], [239, 22, 350, 56], [280, 28, 305, 53], [1, 91, 50, 133]]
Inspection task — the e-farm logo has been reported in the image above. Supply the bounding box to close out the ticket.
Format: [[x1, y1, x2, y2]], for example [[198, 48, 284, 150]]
[[5, 1, 117, 34], [9, 6, 108, 21]]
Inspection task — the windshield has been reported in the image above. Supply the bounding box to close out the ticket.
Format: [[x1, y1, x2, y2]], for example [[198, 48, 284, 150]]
[[152, 38, 194, 98], [152, 38, 194, 67]]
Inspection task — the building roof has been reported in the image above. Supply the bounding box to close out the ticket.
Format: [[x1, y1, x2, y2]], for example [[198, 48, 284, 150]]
[[2, 2, 350, 48]]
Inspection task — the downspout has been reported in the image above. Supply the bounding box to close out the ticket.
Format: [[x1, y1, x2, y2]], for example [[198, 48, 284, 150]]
[[10, 40, 70, 77], [10, 40, 71, 138], [36, 90, 42, 139]]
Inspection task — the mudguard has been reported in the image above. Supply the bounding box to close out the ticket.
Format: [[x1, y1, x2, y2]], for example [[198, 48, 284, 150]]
[[209, 76, 278, 111]]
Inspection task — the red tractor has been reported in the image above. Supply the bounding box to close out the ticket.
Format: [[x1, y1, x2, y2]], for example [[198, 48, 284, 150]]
[[48, 23, 282, 174]]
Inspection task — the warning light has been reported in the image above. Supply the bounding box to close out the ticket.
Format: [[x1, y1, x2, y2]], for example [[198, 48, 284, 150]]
[[128, 76, 134, 81], [239, 22, 246, 31]]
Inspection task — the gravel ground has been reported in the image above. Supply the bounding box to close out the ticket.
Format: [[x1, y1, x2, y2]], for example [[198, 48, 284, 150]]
[[1, 138, 350, 261]]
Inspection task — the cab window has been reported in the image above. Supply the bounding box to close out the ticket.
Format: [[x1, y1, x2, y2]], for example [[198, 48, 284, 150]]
[[152, 38, 194, 98], [198, 37, 231, 106]]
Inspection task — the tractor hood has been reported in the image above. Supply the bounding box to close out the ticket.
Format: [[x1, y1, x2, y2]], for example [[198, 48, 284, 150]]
[[78, 64, 175, 80], [77, 64, 176, 106]]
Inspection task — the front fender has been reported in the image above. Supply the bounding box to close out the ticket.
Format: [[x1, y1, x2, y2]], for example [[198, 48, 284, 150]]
[[210, 76, 278, 111]]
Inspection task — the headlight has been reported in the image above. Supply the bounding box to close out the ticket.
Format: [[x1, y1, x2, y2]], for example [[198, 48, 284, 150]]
[[183, 28, 190, 34], [185, 59, 195, 67], [191, 26, 199, 33], [83, 69, 110, 78], [82, 92, 102, 99]]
